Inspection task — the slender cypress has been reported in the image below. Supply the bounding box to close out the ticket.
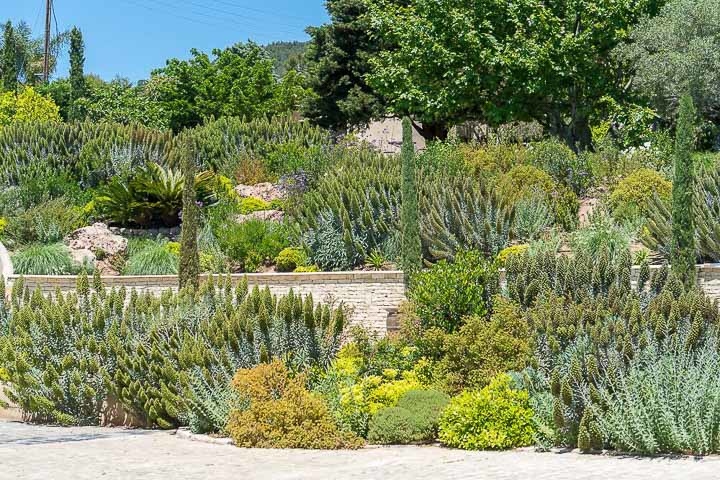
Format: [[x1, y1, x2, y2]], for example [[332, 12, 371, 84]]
[[400, 117, 422, 275], [179, 137, 200, 290], [671, 94, 697, 285], [68, 27, 87, 119], [1, 22, 17, 92]]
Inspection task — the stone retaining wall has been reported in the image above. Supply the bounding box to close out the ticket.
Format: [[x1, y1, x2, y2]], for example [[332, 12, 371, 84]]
[[4, 271, 406, 335]]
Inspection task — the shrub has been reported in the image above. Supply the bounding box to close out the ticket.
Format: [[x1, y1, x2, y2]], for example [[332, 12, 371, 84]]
[[0, 275, 113, 425], [95, 162, 215, 228], [512, 195, 553, 242], [239, 196, 271, 214], [597, 342, 720, 455], [0, 276, 348, 429], [216, 219, 291, 272], [122, 238, 179, 275], [496, 244, 529, 267], [497, 164, 555, 201], [438, 374, 535, 450], [274, 247, 307, 272], [226, 360, 362, 449], [393, 389, 450, 440], [528, 140, 593, 195], [11, 243, 77, 275], [294, 265, 319, 273], [461, 143, 528, 180], [409, 250, 497, 332], [571, 209, 637, 262], [419, 298, 532, 394], [497, 165, 579, 231], [4, 198, 85, 247], [609, 168, 671, 222], [420, 176, 513, 261], [367, 407, 424, 444]]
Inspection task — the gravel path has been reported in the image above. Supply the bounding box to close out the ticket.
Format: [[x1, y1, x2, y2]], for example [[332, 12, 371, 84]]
[[1, 421, 719, 480]]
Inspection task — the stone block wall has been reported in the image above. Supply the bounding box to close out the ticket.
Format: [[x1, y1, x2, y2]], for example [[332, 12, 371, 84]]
[[4, 271, 406, 336]]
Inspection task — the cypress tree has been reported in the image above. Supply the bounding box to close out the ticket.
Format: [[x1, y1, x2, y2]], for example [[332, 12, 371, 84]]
[[1, 22, 17, 92], [671, 94, 697, 286], [68, 27, 87, 119], [400, 116, 422, 275], [178, 137, 200, 290]]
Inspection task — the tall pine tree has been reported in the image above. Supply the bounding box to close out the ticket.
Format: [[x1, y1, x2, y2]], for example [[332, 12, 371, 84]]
[[400, 116, 421, 275], [671, 94, 697, 285], [1, 22, 17, 92], [68, 27, 87, 119], [179, 137, 200, 290]]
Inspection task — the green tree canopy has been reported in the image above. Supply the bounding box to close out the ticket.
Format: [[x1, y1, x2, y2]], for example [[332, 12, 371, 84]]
[[616, 0, 720, 125], [74, 77, 170, 130], [150, 42, 280, 132], [304, 0, 388, 131], [365, 0, 664, 148]]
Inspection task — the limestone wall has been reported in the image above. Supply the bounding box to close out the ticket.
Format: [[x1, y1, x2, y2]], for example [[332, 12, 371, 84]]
[[4, 271, 406, 335]]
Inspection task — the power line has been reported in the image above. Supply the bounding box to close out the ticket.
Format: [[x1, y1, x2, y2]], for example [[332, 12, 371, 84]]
[[202, 0, 320, 24], [176, 0, 312, 30], [119, 0, 305, 36]]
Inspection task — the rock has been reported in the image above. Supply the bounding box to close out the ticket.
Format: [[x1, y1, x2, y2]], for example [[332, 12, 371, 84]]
[[65, 223, 127, 270], [235, 210, 284, 224], [234, 182, 285, 202], [70, 248, 96, 267]]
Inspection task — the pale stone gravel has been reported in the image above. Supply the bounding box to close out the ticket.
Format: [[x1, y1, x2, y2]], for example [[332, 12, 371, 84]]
[[1, 421, 719, 480]]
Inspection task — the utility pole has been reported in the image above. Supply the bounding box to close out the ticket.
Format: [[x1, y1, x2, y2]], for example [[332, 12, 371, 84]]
[[43, 0, 53, 83]]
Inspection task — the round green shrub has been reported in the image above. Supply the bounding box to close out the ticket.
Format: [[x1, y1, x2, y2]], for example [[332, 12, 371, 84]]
[[497, 165, 555, 201], [409, 250, 498, 332], [275, 247, 307, 272], [438, 374, 535, 450], [498, 165, 579, 231], [610, 168, 671, 221], [527, 140, 593, 195], [396, 389, 450, 438], [367, 407, 425, 444]]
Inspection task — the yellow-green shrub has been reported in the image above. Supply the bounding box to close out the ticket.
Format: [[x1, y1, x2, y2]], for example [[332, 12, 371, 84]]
[[461, 143, 528, 180], [438, 374, 535, 450], [226, 360, 362, 449], [419, 297, 532, 394], [497, 165, 555, 200], [496, 244, 529, 267], [610, 168, 671, 221], [239, 196, 271, 214], [274, 247, 307, 272]]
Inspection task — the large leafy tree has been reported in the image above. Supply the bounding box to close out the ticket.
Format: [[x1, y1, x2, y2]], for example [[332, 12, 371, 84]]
[[365, 0, 664, 149], [151, 42, 279, 132], [304, 0, 388, 131], [74, 77, 169, 129], [616, 0, 720, 125]]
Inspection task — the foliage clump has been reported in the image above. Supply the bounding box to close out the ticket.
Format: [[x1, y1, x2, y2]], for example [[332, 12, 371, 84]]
[[226, 360, 362, 449], [438, 374, 535, 450]]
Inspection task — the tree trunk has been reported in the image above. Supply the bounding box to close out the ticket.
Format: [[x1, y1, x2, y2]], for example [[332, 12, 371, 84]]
[[412, 120, 449, 141], [548, 111, 593, 153]]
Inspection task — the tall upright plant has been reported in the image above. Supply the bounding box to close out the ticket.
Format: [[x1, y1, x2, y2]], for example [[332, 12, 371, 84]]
[[68, 27, 86, 119], [179, 137, 200, 290], [1, 22, 17, 92], [671, 94, 697, 285], [400, 116, 421, 275]]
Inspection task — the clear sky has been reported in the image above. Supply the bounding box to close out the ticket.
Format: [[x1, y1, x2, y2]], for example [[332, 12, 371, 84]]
[[4, 0, 328, 82]]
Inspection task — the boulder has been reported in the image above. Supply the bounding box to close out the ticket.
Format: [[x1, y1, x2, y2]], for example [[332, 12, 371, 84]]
[[234, 182, 285, 203], [235, 210, 284, 224], [66, 223, 128, 258]]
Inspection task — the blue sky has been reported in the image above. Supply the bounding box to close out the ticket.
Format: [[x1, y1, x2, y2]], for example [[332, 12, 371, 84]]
[[4, 0, 328, 82]]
